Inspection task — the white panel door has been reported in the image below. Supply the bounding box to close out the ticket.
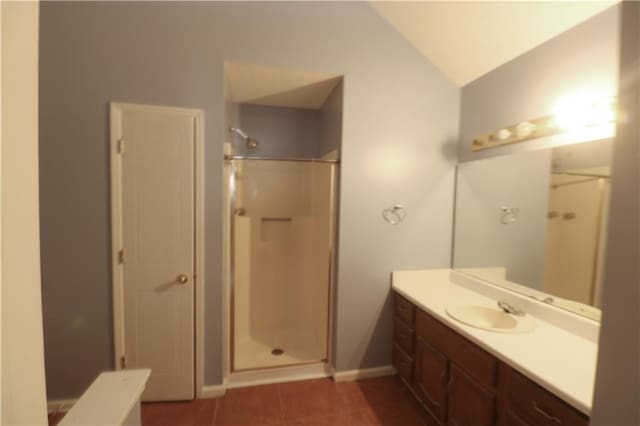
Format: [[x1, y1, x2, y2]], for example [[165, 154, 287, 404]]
[[112, 103, 196, 401]]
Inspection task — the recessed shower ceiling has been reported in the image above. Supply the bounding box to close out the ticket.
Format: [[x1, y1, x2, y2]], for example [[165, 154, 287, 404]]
[[371, 1, 617, 87], [225, 62, 341, 109]]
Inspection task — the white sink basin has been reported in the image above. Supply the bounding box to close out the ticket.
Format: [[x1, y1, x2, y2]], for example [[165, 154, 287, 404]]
[[446, 305, 537, 334]]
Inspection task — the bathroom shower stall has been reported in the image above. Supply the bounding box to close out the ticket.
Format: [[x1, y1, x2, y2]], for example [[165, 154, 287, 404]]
[[229, 159, 336, 370], [224, 62, 343, 374]]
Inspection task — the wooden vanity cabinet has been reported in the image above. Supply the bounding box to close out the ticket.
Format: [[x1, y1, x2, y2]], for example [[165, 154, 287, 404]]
[[392, 294, 415, 385], [414, 336, 449, 423], [392, 292, 588, 426]]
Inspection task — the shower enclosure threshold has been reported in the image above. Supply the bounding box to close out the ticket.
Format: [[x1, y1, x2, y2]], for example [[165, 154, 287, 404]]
[[226, 362, 332, 389]]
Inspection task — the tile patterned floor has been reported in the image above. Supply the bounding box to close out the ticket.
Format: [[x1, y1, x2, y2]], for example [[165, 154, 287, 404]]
[[48, 376, 430, 426], [141, 376, 430, 426]]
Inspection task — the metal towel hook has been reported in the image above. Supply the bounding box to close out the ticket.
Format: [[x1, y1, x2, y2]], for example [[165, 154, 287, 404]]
[[500, 206, 520, 224], [382, 205, 407, 225]]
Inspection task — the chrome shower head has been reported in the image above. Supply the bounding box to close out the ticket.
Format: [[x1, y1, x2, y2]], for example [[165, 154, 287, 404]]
[[246, 138, 258, 151], [229, 126, 259, 151]]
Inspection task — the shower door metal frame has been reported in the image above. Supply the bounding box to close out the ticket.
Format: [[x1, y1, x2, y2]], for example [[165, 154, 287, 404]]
[[225, 156, 340, 374]]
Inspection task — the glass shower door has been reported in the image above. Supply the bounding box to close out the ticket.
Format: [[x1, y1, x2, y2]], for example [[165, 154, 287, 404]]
[[230, 159, 335, 371]]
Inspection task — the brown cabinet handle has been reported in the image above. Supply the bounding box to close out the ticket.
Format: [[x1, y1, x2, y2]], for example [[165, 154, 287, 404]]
[[532, 401, 562, 424]]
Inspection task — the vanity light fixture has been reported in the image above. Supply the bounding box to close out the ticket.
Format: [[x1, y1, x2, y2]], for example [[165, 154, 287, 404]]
[[472, 96, 617, 151]]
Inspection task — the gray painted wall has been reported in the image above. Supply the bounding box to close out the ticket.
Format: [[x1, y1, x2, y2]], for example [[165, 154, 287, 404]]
[[459, 5, 620, 163], [39, 1, 458, 398], [231, 82, 343, 158], [591, 2, 639, 423], [454, 150, 551, 289], [234, 104, 321, 158], [318, 83, 343, 157]]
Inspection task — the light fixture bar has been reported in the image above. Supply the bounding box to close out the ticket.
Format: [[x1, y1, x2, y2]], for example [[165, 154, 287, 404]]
[[471, 96, 617, 152]]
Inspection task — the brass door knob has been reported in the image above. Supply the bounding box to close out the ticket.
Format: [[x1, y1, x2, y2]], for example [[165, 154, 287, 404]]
[[177, 274, 189, 285]]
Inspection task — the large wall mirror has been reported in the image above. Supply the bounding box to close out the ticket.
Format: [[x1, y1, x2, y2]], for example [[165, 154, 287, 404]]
[[453, 136, 613, 320]]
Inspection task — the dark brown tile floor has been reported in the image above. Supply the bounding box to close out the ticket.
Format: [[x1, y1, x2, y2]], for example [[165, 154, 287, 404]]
[[142, 376, 430, 426], [48, 376, 429, 426]]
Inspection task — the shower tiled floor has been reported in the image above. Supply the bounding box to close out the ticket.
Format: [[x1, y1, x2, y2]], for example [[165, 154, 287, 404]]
[[234, 332, 325, 370], [140, 375, 431, 426]]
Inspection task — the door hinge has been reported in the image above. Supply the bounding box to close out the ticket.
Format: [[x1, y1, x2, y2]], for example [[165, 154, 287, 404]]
[[120, 354, 127, 369], [118, 249, 125, 264], [117, 138, 125, 154]]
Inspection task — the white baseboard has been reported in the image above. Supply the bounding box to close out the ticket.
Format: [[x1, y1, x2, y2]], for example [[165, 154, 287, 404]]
[[200, 384, 227, 399], [332, 365, 396, 382], [47, 399, 77, 413]]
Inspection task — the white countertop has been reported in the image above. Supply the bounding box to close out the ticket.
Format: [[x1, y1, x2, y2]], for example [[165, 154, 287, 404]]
[[392, 269, 598, 415]]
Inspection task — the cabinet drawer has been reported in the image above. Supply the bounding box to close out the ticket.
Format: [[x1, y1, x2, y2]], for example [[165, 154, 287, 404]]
[[504, 368, 588, 426], [394, 316, 414, 354], [415, 309, 450, 350], [446, 329, 497, 390], [392, 343, 413, 384], [416, 309, 498, 390], [394, 293, 415, 326]]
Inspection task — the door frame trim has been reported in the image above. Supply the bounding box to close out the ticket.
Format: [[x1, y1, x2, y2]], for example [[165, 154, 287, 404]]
[[109, 102, 206, 398]]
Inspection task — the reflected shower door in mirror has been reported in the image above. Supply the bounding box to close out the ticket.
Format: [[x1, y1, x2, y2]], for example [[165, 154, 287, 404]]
[[453, 138, 613, 320], [229, 158, 336, 371]]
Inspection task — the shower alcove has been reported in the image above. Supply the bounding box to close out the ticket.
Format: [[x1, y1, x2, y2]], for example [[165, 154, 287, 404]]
[[223, 62, 343, 376]]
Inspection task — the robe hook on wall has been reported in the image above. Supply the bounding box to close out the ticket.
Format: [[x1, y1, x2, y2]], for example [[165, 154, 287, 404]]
[[500, 206, 520, 224], [382, 205, 407, 225]]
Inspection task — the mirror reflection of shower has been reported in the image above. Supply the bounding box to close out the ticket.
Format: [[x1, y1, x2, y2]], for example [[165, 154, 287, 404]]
[[229, 126, 259, 152]]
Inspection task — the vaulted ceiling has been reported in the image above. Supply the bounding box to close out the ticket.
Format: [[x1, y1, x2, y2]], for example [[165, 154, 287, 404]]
[[371, 1, 617, 87], [225, 62, 341, 109]]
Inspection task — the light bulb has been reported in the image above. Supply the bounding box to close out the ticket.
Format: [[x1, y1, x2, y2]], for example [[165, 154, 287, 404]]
[[515, 121, 535, 138], [490, 128, 512, 141], [553, 95, 617, 130], [588, 98, 616, 126], [554, 104, 590, 130]]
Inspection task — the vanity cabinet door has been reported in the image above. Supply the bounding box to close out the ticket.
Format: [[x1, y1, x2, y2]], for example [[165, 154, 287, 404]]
[[447, 364, 497, 426], [414, 336, 448, 423]]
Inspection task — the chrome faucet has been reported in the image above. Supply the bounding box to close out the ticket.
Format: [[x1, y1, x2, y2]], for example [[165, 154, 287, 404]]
[[497, 300, 525, 316]]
